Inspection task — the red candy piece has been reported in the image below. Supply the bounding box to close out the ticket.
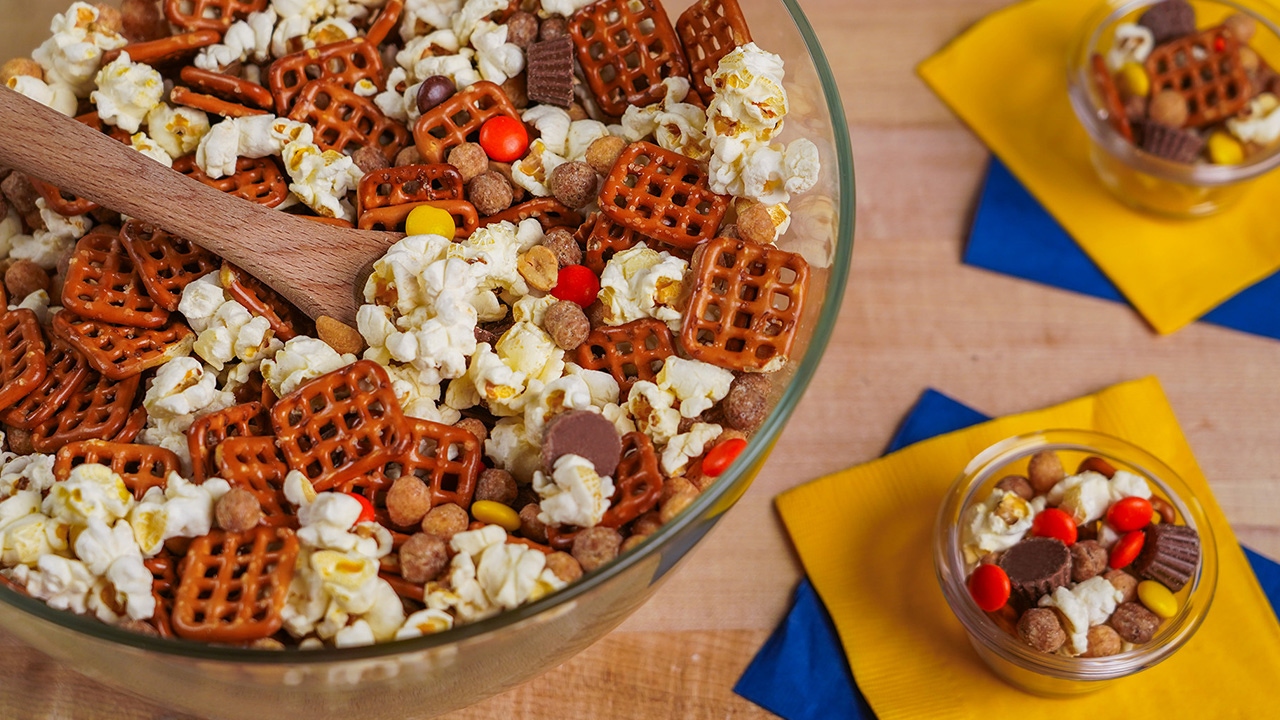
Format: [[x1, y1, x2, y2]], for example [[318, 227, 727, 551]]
[[1107, 496, 1154, 532], [347, 492, 377, 525], [551, 265, 600, 307], [1031, 508, 1077, 546], [968, 563, 1011, 612], [478, 116, 528, 162], [1109, 530, 1145, 569], [703, 437, 747, 478]]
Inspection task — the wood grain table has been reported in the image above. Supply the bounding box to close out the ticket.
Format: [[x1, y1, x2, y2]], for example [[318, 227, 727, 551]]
[[3, 0, 1280, 718]]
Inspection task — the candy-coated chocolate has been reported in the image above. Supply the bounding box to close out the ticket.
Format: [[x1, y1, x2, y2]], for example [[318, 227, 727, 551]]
[[968, 564, 1012, 612], [478, 116, 530, 163], [703, 438, 747, 478], [551, 265, 600, 307], [1031, 508, 1078, 546], [405, 203, 457, 239], [1110, 530, 1146, 569], [346, 492, 377, 525], [1107, 496, 1154, 532], [472, 500, 522, 532], [1137, 579, 1178, 619]]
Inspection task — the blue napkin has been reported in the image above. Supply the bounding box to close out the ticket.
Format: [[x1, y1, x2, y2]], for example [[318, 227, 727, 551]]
[[965, 158, 1280, 340], [734, 389, 1280, 719]]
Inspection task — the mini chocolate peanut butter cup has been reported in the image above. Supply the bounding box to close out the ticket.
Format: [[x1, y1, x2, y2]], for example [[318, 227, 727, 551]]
[[541, 410, 622, 477], [998, 537, 1073, 608], [1132, 523, 1200, 592]]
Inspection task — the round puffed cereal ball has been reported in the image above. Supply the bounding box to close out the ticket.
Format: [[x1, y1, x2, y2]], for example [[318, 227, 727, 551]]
[[1104, 568, 1140, 604], [722, 373, 770, 432], [519, 503, 549, 543], [93, 4, 125, 34], [120, 0, 170, 42], [448, 142, 489, 182], [421, 502, 469, 541], [5, 260, 50, 301], [736, 202, 777, 245], [994, 474, 1034, 500], [1109, 601, 1161, 644], [505, 11, 540, 48], [475, 468, 518, 506], [540, 16, 569, 41], [386, 476, 433, 527], [1017, 607, 1067, 653], [215, 488, 263, 533], [659, 486, 698, 523], [468, 171, 515, 216], [631, 511, 663, 537], [1026, 450, 1065, 494], [1081, 624, 1123, 657], [0, 58, 43, 86], [1149, 90, 1189, 128], [1224, 12, 1258, 43], [1, 172, 40, 217], [399, 533, 449, 584], [1070, 539, 1109, 582], [455, 417, 488, 445], [545, 551, 583, 583], [542, 226, 582, 267], [351, 145, 390, 174], [3, 426, 34, 455], [585, 136, 627, 175], [571, 526, 622, 571], [248, 637, 286, 650], [543, 300, 590, 350], [487, 161, 527, 202], [549, 161, 598, 210], [395, 146, 424, 166]]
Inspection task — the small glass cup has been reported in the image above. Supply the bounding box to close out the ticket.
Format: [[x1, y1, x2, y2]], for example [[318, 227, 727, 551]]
[[933, 429, 1218, 696], [1067, 0, 1280, 217]]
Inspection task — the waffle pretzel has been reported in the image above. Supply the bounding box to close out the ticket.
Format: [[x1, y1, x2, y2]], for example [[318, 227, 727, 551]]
[[269, 360, 412, 492], [676, 0, 752, 103], [475, 197, 584, 232], [287, 80, 410, 161], [0, 309, 47, 413], [680, 237, 809, 372], [0, 337, 91, 429], [187, 401, 271, 482], [171, 526, 299, 643], [103, 30, 222, 66], [163, 0, 267, 31], [357, 164, 465, 213], [61, 230, 170, 329], [545, 432, 662, 550], [1091, 54, 1133, 142], [115, 406, 148, 444], [172, 155, 289, 208], [220, 262, 312, 340], [359, 416, 485, 511], [268, 39, 384, 115], [215, 436, 296, 528], [1144, 26, 1251, 128], [53, 440, 180, 499], [573, 318, 676, 395], [578, 212, 690, 274], [118, 220, 221, 313], [568, 0, 691, 117], [357, 199, 480, 236], [30, 372, 141, 453], [599, 141, 728, 249], [412, 80, 520, 163], [170, 85, 267, 118], [51, 310, 195, 380], [179, 66, 274, 110], [365, 0, 404, 47], [145, 553, 179, 638]]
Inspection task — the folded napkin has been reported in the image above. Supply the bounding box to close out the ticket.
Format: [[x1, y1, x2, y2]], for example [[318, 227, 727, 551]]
[[766, 377, 1280, 718], [735, 388, 1280, 718], [967, 158, 1280, 341], [917, 0, 1280, 335]]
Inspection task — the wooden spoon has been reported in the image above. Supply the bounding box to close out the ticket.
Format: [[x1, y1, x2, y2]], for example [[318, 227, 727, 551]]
[[0, 87, 404, 325]]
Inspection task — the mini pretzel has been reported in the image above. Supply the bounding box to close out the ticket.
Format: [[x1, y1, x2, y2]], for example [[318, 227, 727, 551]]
[[187, 401, 270, 483], [54, 440, 180, 499], [103, 30, 222, 66], [287, 80, 410, 161], [145, 553, 179, 637], [357, 199, 480, 237], [680, 237, 809, 372], [578, 212, 690, 274], [412, 81, 520, 163], [357, 164, 464, 213], [365, 0, 404, 47], [267, 39, 384, 115], [215, 436, 296, 528], [163, 0, 267, 32], [379, 561, 424, 602], [599, 141, 728, 249], [0, 309, 47, 413], [676, 0, 752, 103], [359, 416, 484, 511], [220, 262, 312, 341], [30, 372, 141, 453], [170, 85, 267, 118], [568, 0, 691, 117], [602, 431, 662, 527], [171, 526, 299, 643], [1092, 54, 1133, 142], [1144, 26, 1251, 128], [573, 318, 675, 395], [0, 337, 91, 430], [269, 360, 412, 492], [61, 229, 171, 329], [116, 405, 148, 444], [179, 66, 274, 110], [475, 197, 583, 232], [51, 310, 195, 380], [118, 220, 221, 313], [172, 155, 289, 208]]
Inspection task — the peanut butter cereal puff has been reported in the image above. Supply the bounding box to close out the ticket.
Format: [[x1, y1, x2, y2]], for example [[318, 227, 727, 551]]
[[1017, 607, 1067, 653], [506, 11, 542, 49], [387, 476, 433, 527], [994, 474, 1034, 500], [549, 162, 599, 209], [722, 373, 770, 432], [1026, 450, 1065, 494], [585, 136, 627, 175], [543, 300, 590, 350], [421, 503, 469, 542], [572, 527, 623, 572], [455, 417, 489, 445], [351, 146, 391, 175], [540, 16, 569, 41], [1110, 601, 1162, 644], [468, 171, 515, 216], [215, 488, 264, 533], [4, 260, 50, 300], [399, 533, 450, 584], [119, 0, 169, 43], [541, 226, 583, 267], [1081, 624, 1124, 658], [1105, 568, 1141, 604], [519, 503, 549, 544], [545, 551, 583, 583], [448, 143, 490, 183], [474, 468, 518, 506]]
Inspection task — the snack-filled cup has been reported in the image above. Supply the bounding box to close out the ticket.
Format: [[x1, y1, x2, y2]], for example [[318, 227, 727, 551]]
[[934, 430, 1218, 696], [1067, 0, 1280, 217]]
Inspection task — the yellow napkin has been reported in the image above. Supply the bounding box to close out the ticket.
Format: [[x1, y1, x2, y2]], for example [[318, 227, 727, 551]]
[[917, 0, 1280, 335], [776, 377, 1280, 718]]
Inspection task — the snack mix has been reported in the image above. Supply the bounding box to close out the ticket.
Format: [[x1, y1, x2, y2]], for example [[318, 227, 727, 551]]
[[0, 0, 821, 648], [1095, 0, 1280, 165], [962, 450, 1202, 657]]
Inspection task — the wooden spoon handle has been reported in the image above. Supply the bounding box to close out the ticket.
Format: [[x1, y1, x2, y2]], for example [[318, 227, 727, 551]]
[[0, 87, 400, 323]]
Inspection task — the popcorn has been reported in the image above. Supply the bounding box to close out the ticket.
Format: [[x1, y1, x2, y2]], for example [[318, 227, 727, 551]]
[[395, 608, 454, 638], [374, 67, 419, 122], [453, 0, 508, 45], [384, 363, 461, 425], [74, 517, 155, 621], [708, 134, 819, 206], [471, 21, 524, 86], [308, 18, 359, 46], [129, 474, 231, 555], [597, 244, 688, 330], [1047, 471, 1114, 525], [523, 374, 595, 441], [178, 273, 231, 334], [1038, 576, 1126, 655], [626, 381, 682, 447], [192, 299, 281, 371], [1228, 94, 1280, 145], [484, 417, 542, 483], [0, 453, 58, 498], [962, 489, 1046, 564], [400, 0, 460, 40], [539, 0, 597, 18], [91, 53, 165, 134], [11, 198, 90, 270], [513, 110, 610, 196], [43, 463, 134, 528], [139, 358, 235, 472], [31, 1, 127, 96], [147, 104, 211, 162], [533, 454, 616, 528], [512, 139, 568, 197], [12, 290, 53, 326], [280, 138, 366, 220], [621, 77, 709, 160], [260, 335, 357, 398], [1106, 23, 1155, 71], [1109, 470, 1153, 503], [426, 524, 564, 622], [0, 209, 23, 260], [194, 115, 311, 180], [523, 106, 572, 156], [661, 422, 722, 476], [656, 356, 734, 418], [0, 491, 67, 566], [6, 74, 78, 116], [17, 555, 96, 614], [130, 132, 174, 167]]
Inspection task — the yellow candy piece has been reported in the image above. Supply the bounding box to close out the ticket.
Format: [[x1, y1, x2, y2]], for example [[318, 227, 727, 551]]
[[471, 500, 521, 532], [1150, 509, 1161, 525], [1207, 131, 1245, 165], [1118, 62, 1150, 98], [405, 204, 457, 239], [1137, 580, 1178, 619]]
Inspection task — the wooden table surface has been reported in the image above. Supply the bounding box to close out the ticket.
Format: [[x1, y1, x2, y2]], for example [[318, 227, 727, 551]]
[[4, 0, 1280, 717]]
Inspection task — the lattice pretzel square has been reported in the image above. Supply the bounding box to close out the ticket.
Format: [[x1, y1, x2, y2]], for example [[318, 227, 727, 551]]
[[1, 337, 91, 430], [602, 431, 663, 527], [268, 39, 384, 115], [599, 141, 729, 249], [179, 66, 274, 110], [357, 200, 480, 236], [412, 80, 520, 163], [51, 311, 195, 380], [676, 0, 752, 103], [61, 230, 171, 329], [573, 318, 676, 395], [357, 164, 465, 213], [187, 401, 271, 483], [288, 80, 410, 161], [164, 0, 268, 31], [1145, 25, 1251, 128], [0, 309, 47, 413], [171, 526, 299, 643], [172, 155, 289, 208], [269, 360, 412, 492], [215, 436, 296, 528], [145, 552, 179, 637], [476, 198, 584, 232], [54, 440, 180, 499], [358, 416, 484, 511], [568, 0, 691, 117], [30, 372, 140, 453], [680, 237, 809, 372], [119, 220, 221, 312]]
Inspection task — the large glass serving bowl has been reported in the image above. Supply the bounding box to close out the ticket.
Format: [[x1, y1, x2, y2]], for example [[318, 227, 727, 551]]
[[0, 1, 854, 717]]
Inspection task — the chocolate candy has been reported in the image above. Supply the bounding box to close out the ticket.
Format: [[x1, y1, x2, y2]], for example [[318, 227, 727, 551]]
[[541, 410, 622, 478], [1141, 123, 1205, 163], [526, 36, 575, 107], [417, 76, 455, 114], [1132, 522, 1200, 592], [1138, 0, 1197, 45], [998, 536, 1073, 608]]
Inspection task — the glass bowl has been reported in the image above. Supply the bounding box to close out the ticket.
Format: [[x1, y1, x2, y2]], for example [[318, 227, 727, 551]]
[[1067, 0, 1280, 217], [934, 430, 1218, 696], [0, 0, 854, 717]]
